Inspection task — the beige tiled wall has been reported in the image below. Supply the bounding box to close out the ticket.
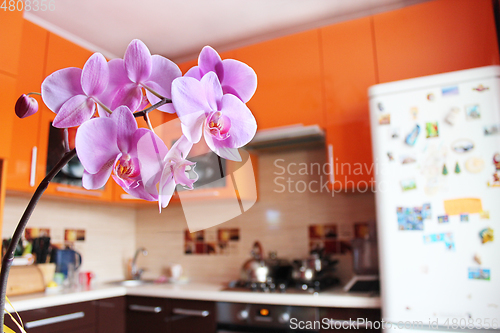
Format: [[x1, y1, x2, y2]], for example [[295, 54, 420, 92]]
[[136, 147, 377, 285], [2, 196, 136, 283]]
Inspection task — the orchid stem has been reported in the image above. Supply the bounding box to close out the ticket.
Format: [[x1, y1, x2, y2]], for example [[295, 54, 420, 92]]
[[27, 92, 42, 97], [141, 84, 165, 100], [144, 113, 155, 133], [134, 98, 172, 118], [0, 111, 149, 329], [95, 99, 113, 115]]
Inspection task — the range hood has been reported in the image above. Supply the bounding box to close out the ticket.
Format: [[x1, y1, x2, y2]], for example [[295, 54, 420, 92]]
[[245, 124, 325, 150]]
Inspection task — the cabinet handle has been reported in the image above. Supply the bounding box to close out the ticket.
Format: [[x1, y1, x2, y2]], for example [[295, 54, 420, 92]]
[[328, 144, 334, 184], [129, 304, 162, 313], [172, 308, 210, 317], [55, 186, 102, 196], [30, 146, 37, 187], [25, 311, 84, 329]]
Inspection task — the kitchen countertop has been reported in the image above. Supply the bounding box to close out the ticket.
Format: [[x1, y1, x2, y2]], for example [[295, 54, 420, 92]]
[[6, 282, 380, 312]]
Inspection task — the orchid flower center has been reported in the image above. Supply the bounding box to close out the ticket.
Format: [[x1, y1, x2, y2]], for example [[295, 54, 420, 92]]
[[207, 111, 231, 140], [113, 154, 141, 189]]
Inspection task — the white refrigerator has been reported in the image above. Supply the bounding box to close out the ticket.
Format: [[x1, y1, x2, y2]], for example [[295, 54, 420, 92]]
[[369, 66, 500, 331]]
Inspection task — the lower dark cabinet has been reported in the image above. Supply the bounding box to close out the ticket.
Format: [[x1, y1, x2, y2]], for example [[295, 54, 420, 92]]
[[170, 299, 216, 333], [126, 296, 171, 332], [96, 296, 126, 333]]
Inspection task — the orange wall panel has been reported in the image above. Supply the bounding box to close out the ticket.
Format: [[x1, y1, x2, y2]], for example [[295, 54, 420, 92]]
[[373, 0, 500, 83], [0, 73, 16, 159], [235, 30, 324, 130], [0, 10, 23, 75], [44, 33, 92, 76]]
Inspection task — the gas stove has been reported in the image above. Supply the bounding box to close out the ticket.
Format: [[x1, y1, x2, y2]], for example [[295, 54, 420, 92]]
[[225, 276, 339, 294]]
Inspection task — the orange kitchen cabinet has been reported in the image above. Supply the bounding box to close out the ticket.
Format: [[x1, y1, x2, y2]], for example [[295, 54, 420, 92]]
[[0, 73, 16, 159], [0, 10, 23, 75], [320, 17, 378, 191], [234, 30, 325, 130], [6, 20, 48, 192], [373, 0, 500, 83]]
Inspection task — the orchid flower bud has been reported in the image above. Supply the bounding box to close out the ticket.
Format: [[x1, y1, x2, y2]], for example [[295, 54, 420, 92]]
[[15, 94, 39, 118]]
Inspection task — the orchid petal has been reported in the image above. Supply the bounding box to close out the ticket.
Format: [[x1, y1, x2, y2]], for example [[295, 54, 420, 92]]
[[134, 129, 168, 196], [52, 94, 95, 128], [111, 106, 137, 152], [124, 39, 152, 84], [221, 59, 257, 103], [145, 81, 175, 113], [184, 66, 202, 80], [121, 182, 158, 202], [41, 67, 84, 113], [144, 54, 181, 113], [110, 82, 142, 111], [200, 72, 223, 111], [82, 165, 113, 190], [166, 135, 193, 161], [198, 46, 222, 77], [180, 113, 205, 144], [75, 117, 120, 174], [81, 53, 109, 97], [204, 132, 242, 162], [98, 59, 131, 108], [220, 94, 257, 148], [158, 168, 176, 211], [174, 160, 197, 189]]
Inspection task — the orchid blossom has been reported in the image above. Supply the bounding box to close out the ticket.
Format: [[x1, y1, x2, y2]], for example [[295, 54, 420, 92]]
[[75, 106, 167, 201], [100, 39, 181, 113], [158, 135, 198, 210], [15, 93, 39, 118], [185, 46, 257, 103], [41, 52, 110, 128], [172, 72, 257, 161]]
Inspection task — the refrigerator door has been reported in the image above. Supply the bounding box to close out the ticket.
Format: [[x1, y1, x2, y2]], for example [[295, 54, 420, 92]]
[[369, 66, 500, 328]]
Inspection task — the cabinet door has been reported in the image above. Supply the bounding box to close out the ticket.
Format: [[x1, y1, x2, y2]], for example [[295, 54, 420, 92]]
[[0, 72, 16, 160], [235, 30, 324, 130], [6, 20, 48, 192], [126, 296, 171, 332], [321, 17, 377, 190], [4, 301, 97, 333], [373, 0, 500, 83], [96, 297, 126, 333], [0, 10, 23, 75], [170, 299, 216, 333]]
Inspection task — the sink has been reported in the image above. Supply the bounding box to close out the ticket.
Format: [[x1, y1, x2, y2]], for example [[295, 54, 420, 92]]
[[107, 279, 157, 287]]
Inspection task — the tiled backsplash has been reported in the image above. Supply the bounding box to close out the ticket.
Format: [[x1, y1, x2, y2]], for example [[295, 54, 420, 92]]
[[136, 147, 377, 285], [2, 196, 136, 283]]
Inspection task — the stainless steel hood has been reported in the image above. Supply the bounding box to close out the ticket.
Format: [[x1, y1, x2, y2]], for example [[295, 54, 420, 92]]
[[245, 124, 325, 150]]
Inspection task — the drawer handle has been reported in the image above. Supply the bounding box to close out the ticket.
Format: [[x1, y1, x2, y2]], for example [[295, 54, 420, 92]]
[[30, 146, 37, 187], [25, 311, 84, 329], [173, 308, 210, 317], [129, 304, 162, 313]]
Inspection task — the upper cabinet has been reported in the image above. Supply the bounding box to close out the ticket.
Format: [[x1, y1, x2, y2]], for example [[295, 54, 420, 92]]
[[320, 17, 378, 190], [234, 30, 325, 130], [373, 0, 500, 83], [6, 21, 48, 192], [0, 73, 16, 160], [0, 10, 23, 75]]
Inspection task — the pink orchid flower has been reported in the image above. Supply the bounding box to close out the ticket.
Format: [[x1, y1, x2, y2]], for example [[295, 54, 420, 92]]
[[100, 39, 181, 113], [158, 135, 198, 210], [41, 52, 109, 128], [75, 106, 167, 201], [185, 46, 257, 103], [172, 72, 257, 161], [15, 94, 38, 118]]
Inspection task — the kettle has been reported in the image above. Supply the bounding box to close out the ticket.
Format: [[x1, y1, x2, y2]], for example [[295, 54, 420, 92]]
[[50, 248, 82, 277]]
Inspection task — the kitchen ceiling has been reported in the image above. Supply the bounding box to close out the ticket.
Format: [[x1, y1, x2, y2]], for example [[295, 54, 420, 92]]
[[25, 0, 428, 62]]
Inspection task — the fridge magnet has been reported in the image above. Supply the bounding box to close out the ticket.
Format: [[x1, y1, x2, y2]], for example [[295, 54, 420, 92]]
[[444, 198, 483, 215], [400, 178, 417, 191], [484, 125, 499, 136], [444, 233, 455, 250], [451, 139, 474, 153], [454, 162, 461, 174], [437, 215, 449, 223], [400, 154, 416, 164], [493, 153, 500, 170], [427, 93, 435, 101], [425, 122, 439, 138], [468, 268, 490, 281], [479, 227, 494, 244], [465, 104, 480, 120], [410, 107, 418, 120], [460, 213, 469, 222], [480, 211, 490, 219], [405, 124, 420, 146], [389, 127, 400, 139], [422, 203, 432, 219], [473, 254, 482, 265], [444, 107, 461, 125], [378, 114, 390, 125], [397, 206, 423, 230], [387, 152, 394, 161], [377, 102, 384, 111], [442, 164, 448, 175], [472, 84, 489, 92], [465, 157, 484, 174], [441, 86, 459, 97]]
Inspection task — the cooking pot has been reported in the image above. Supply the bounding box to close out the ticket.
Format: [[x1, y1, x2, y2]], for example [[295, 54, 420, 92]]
[[292, 253, 338, 282], [240, 242, 292, 284]]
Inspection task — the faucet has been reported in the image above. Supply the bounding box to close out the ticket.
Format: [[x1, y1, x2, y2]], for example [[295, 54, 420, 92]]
[[131, 247, 148, 280]]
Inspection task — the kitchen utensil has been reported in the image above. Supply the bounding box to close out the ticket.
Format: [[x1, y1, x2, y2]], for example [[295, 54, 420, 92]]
[[50, 248, 82, 277], [240, 242, 292, 284], [291, 253, 338, 283]]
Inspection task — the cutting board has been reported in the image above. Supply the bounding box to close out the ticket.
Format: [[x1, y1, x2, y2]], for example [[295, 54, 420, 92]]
[[6, 265, 45, 296]]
